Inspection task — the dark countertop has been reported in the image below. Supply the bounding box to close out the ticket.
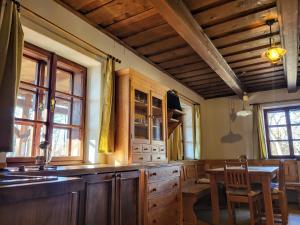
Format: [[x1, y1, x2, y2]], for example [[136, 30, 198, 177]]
[[5, 162, 183, 177]]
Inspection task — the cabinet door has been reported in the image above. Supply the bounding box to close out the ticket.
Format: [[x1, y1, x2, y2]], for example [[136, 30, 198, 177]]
[[132, 86, 151, 144], [83, 173, 115, 225], [151, 92, 166, 145], [115, 171, 140, 225]]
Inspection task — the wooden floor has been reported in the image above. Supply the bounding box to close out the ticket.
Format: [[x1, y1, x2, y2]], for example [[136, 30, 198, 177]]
[[196, 204, 300, 225]]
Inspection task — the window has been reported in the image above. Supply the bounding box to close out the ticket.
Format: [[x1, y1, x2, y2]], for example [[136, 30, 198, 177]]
[[181, 101, 195, 159], [264, 106, 300, 158], [8, 43, 86, 162]]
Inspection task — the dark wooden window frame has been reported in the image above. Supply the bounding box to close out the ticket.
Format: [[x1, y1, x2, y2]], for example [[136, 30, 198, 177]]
[[7, 42, 87, 165], [264, 105, 300, 159]]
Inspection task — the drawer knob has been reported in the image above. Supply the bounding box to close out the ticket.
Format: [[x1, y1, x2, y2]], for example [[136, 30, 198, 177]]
[[150, 172, 157, 177], [157, 157, 161, 159], [173, 170, 179, 174], [173, 183, 178, 188], [152, 203, 157, 208], [151, 188, 157, 193], [144, 148, 148, 150], [139, 157, 144, 160], [134, 148, 139, 150], [153, 220, 157, 223]]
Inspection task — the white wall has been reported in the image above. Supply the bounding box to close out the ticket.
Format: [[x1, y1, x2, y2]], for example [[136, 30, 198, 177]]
[[201, 88, 300, 159]]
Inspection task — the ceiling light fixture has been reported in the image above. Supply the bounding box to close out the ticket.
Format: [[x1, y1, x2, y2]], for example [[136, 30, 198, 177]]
[[236, 93, 252, 117], [261, 19, 286, 64]]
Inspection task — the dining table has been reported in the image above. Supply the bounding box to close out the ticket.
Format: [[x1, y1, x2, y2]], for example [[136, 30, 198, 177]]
[[206, 166, 279, 225]]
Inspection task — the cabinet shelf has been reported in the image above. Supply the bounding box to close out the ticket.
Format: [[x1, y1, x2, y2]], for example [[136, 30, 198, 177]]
[[135, 100, 147, 108]]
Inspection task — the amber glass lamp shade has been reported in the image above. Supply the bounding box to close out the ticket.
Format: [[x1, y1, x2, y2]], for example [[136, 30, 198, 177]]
[[262, 46, 287, 64]]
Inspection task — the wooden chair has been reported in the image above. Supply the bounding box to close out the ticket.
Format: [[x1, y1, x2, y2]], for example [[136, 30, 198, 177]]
[[224, 161, 263, 225], [263, 160, 289, 225]]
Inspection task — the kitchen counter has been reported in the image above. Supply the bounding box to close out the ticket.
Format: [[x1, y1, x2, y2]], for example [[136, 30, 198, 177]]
[[5, 162, 183, 177], [0, 176, 84, 204]]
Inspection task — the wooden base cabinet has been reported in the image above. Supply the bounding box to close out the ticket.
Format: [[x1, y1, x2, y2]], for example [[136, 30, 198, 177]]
[[115, 68, 169, 164], [143, 165, 182, 225], [81, 171, 140, 225]]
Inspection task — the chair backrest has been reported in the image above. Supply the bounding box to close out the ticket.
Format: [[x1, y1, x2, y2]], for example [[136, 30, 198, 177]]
[[278, 159, 286, 191], [224, 161, 251, 193]]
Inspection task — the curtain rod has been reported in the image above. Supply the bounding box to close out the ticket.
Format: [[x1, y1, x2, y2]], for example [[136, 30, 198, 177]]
[[250, 98, 300, 106], [19, 4, 122, 63]]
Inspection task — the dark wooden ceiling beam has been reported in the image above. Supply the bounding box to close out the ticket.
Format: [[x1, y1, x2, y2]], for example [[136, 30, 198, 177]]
[[213, 23, 279, 48], [204, 7, 278, 38], [149, 46, 195, 63], [167, 61, 208, 75], [194, 0, 276, 28], [105, 9, 164, 38], [123, 23, 176, 47], [277, 0, 299, 92], [136, 36, 186, 56], [158, 54, 201, 69], [150, 0, 244, 97]]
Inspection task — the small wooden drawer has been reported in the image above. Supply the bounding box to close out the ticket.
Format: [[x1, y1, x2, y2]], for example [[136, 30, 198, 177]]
[[148, 177, 179, 195], [148, 191, 179, 212], [132, 153, 151, 163], [147, 166, 180, 181], [159, 146, 165, 153], [151, 145, 159, 153], [148, 202, 179, 225], [132, 144, 142, 153], [151, 154, 166, 162], [142, 144, 151, 153]]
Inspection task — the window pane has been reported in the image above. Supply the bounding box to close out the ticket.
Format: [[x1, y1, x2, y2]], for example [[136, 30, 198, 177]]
[[291, 125, 300, 139], [267, 111, 286, 125], [294, 141, 300, 155], [74, 73, 83, 96], [20, 57, 37, 84], [35, 125, 47, 155], [269, 127, 288, 140], [52, 128, 69, 156], [54, 98, 71, 124], [71, 129, 81, 156], [270, 141, 290, 156], [290, 109, 300, 125], [56, 69, 72, 94], [72, 99, 82, 126], [37, 90, 48, 122], [15, 89, 36, 120], [38, 64, 49, 88], [13, 124, 34, 157]]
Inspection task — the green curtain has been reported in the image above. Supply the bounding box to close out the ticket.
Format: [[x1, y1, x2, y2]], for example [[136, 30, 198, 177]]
[[98, 58, 115, 153], [253, 105, 267, 159], [193, 104, 201, 160], [0, 0, 24, 152], [168, 125, 183, 161]]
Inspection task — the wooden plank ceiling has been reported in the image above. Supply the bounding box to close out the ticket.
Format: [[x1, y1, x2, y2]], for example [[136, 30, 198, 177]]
[[58, 0, 299, 99]]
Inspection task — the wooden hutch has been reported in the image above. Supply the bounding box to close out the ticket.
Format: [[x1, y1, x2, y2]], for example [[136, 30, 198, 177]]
[[114, 68, 169, 164]]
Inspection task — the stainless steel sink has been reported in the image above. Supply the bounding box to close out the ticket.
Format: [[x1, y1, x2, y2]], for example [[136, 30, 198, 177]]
[[0, 175, 58, 185]]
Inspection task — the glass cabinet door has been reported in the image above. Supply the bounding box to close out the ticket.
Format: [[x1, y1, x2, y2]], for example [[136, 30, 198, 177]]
[[152, 96, 164, 142], [133, 89, 149, 141]]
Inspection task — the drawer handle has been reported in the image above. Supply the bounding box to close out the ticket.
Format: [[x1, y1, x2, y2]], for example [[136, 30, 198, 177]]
[[151, 188, 157, 193], [152, 203, 157, 208], [173, 170, 179, 174], [150, 172, 157, 177], [134, 147, 139, 150], [173, 183, 178, 188], [144, 148, 148, 150], [139, 157, 144, 160], [160, 149, 164, 151], [153, 220, 157, 224], [157, 157, 161, 160]]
